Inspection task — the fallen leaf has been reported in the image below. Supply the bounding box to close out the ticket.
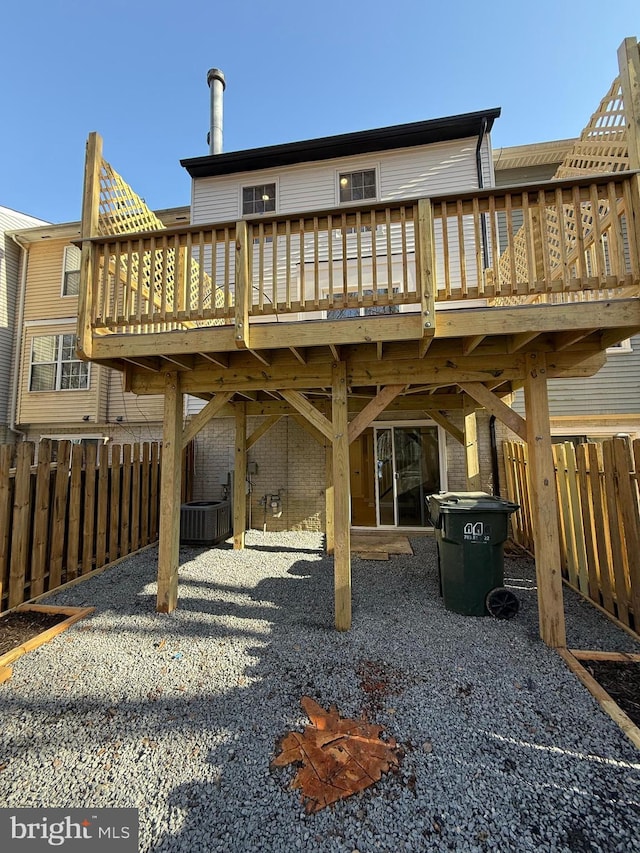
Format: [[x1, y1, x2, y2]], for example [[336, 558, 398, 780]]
[[271, 697, 401, 813]]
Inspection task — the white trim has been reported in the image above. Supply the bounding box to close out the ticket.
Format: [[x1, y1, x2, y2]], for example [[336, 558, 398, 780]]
[[60, 244, 81, 298], [335, 164, 380, 206], [24, 317, 78, 328], [29, 332, 91, 393], [41, 434, 108, 444], [606, 338, 632, 353], [239, 177, 279, 218]]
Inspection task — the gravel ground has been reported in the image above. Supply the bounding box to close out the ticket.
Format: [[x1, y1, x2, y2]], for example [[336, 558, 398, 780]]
[[1, 532, 639, 852]]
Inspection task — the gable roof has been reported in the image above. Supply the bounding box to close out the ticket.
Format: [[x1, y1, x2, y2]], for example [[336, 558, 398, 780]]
[[181, 108, 501, 179]]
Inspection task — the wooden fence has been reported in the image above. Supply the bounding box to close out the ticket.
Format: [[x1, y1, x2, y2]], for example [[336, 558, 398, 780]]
[[0, 439, 164, 614], [503, 437, 640, 634]]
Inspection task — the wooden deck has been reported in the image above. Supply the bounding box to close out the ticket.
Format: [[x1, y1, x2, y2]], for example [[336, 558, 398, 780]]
[[73, 36, 640, 646]]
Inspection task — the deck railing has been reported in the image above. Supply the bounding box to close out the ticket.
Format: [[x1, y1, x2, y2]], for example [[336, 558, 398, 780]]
[[83, 172, 640, 340]]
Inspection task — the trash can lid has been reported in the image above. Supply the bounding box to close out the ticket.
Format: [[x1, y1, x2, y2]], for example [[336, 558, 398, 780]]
[[427, 491, 519, 514]]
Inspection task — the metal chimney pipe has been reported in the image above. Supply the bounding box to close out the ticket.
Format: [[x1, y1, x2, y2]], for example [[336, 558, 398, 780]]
[[207, 68, 226, 155]]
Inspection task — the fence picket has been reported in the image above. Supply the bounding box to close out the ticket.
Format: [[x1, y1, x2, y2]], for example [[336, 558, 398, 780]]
[[31, 439, 52, 597], [83, 444, 97, 575], [8, 443, 34, 608], [66, 444, 84, 581]]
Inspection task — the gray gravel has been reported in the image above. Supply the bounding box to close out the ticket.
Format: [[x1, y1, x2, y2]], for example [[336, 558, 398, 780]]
[[1, 532, 639, 852]]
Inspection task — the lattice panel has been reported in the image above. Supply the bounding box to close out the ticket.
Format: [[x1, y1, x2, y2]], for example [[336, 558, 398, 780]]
[[97, 159, 223, 320], [494, 73, 630, 304]]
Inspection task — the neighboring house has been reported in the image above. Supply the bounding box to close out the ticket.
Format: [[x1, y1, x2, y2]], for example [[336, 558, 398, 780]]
[[0, 206, 49, 443], [9, 207, 190, 446]]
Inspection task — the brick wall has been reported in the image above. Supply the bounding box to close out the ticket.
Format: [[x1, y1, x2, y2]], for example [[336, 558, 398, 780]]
[[192, 416, 326, 532], [443, 410, 495, 493]]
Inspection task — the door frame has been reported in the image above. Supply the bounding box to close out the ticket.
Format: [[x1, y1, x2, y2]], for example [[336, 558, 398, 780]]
[[368, 420, 448, 530]]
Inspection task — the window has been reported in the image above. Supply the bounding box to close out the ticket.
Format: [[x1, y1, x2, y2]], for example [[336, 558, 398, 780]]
[[30, 334, 89, 391], [242, 183, 276, 215], [339, 169, 376, 203], [61, 245, 81, 296]]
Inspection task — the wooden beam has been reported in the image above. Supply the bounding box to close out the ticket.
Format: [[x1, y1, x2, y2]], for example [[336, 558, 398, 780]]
[[458, 381, 527, 441], [280, 389, 334, 441], [235, 220, 250, 349], [600, 326, 640, 349], [246, 415, 282, 449], [463, 396, 481, 490], [553, 329, 596, 351], [124, 356, 162, 372], [248, 349, 271, 366], [200, 352, 229, 368], [523, 352, 566, 648], [418, 335, 434, 358], [348, 384, 405, 443], [508, 332, 540, 353], [462, 335, 485, 355], [77, 132, 102, 359], [332, 362, 351, 630], [325, 444, 334, 556], [182, 391, 234, 448], [292, 413, 326, 446], [162, 353, 195, 370], [417, 198, 435, 341], [289, 347, 306, 365], [619, 37, 640, 171], [428, 410, 464, 445], [329, 344, 340, 360], [157, 372, 183, 613], [234, 403, 247, 549]]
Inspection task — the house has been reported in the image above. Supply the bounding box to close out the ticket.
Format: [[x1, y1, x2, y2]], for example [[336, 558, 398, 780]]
[[75, 39, 640, 648], [0, 206, 49, 443], [9, 208, 189, 447]]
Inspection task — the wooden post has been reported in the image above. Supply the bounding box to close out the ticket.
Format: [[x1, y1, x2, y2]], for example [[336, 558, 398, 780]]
[[523, 352, 566, 648], [235, 220, 250, 349], [234, 402, 247, 549], [77, 132, 102, 359], [9, 442, 34, 607], [157, 372, 183, 613], [619, 37, 640, 171], [325, 443, 334, 555], [416, 199, 435, 343], [463, 396, 482, 490], [332, 362, 351, 630]]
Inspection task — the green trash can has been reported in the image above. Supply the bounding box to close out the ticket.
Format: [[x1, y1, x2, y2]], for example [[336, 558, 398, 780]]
[[428, 492, 520, 618]]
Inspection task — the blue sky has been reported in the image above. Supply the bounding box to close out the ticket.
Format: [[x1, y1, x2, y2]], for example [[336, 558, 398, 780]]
[[1, 1, 637, 223]]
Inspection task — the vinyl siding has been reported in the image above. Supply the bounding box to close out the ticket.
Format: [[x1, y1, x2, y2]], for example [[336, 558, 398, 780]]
[[23, 238, 79, 321], [107, 369, 165, 422], [17, 322, 97, 426], [191, 137, 491, 225], [0, 207, 48, 426], [511, 334, 640, 418]]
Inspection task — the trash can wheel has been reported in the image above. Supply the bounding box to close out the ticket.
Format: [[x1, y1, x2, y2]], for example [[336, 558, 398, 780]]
[[485, 587, 519, 619]]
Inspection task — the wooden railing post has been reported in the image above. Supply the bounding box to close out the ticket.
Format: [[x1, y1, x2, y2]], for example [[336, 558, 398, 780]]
[[235, 220, 250, 348], [77, 132, 102, 360], [416, 199, 435, 345]]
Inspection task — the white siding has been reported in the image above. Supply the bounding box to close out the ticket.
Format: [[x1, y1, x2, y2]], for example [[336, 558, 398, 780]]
[[0, 207, 49, 427], [191, 138, 487, 225]]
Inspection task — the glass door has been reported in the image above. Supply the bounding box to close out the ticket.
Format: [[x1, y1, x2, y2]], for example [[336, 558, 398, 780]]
[[374, 425, 441, 527]]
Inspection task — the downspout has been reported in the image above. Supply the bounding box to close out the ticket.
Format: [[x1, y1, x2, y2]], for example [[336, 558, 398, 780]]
[[489, 415, 500, 496], [475, 117, 490, 269], [8, 233, 29, 440]]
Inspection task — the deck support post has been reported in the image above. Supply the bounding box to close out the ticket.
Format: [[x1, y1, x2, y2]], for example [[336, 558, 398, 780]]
[[463, 396, 482, 490], [234, 403, 247, 549], [332, 362, 351, 630], [77, 132, 102, 360], [157, 372, 183, 613], [325, 443, 334, 555], [523, 352, 566, 649]]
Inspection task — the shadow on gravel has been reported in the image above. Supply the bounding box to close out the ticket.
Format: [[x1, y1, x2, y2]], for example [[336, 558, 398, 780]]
[[2, 537, 640, 853]]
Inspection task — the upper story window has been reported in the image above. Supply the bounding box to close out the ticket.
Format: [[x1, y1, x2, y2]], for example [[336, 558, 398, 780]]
[[30, 333, 89, 392], [242, 183, 276, 216], [339, 169, 377, 203], [61, 245, 81, 296]]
